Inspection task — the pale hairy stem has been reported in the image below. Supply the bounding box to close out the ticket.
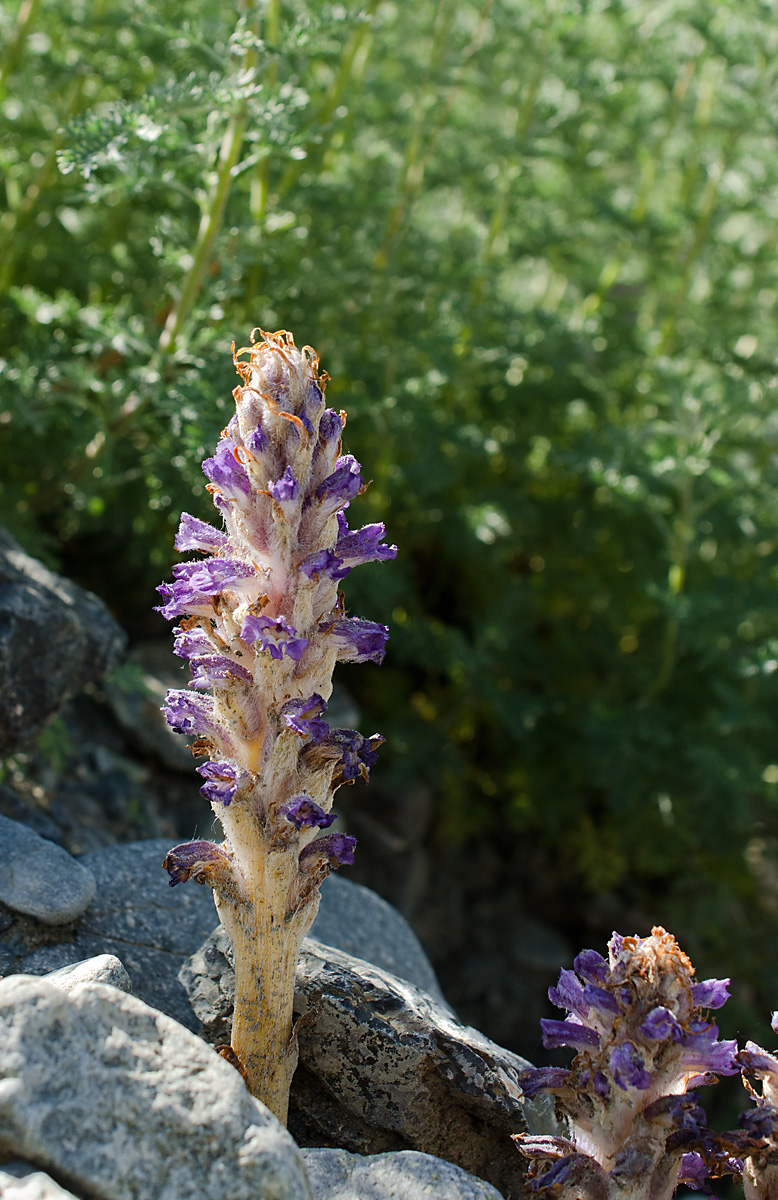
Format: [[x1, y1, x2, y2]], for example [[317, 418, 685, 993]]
[[215, 802, 318, 1124]]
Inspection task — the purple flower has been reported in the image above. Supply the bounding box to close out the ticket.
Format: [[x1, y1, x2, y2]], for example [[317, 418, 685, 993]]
[[162, 839, 231, 887], [267, 466, 300, 504], [548, 968, 588, 1018], [156, 558, 256, 619], [641, 1005, 683, 1042], [175, 513, 229, 553], [317, 408, 343, 450], [202, 438, 251, 500], [162, 690, 221, 740], [315, 454, 363, 515], [280, 795, 336, 829], [298, 548, 350, 582], [540, 1018, 600, 1052], [691, 979, 731, 1010], [609, 1042, 652, 1090], [517, 1068, 574, 1098], [279, 694, 329, 742], [304, 728, 384, 782], [573, 949, 609, 984], [321, 615, 389, 664], [334, 512, 398, 571], [189, 654, 253, 690], [196, 760, 251, 805], [173, 627, 215, 659], [299, 831, 357, 870], [582, 983, 620, 1016], [241, 615, 308, 661], [678, 1152, 710, 1191], [680, 1026, 739, 1076]]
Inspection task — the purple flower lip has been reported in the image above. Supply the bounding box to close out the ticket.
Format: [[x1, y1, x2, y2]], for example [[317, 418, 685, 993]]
[[267, 465, 300, 505], [241, 614, 308, 661], [640, 1005, 683, 1042], [320, 615, 389, 664], [573, 948, 608, 984], [196, 760, 251, 806], [157, 558, 256, 620], [162, 690, 223, 742], [189, 654, 253, 690], [517, 1067, 573, 1098], [162, 839, 231, 887], [303, 728, 384, 782], [279, 694, 330, 742], [202, 437, 251, 500], [280, 795, 336, 829], [299, 548, 351, 582], [315, 454, 364, 515], [334, 512, 397, 570], [175, 513, 229, 554], [691, 979, 731, 1010], [299, 831, 357, 870], [548, 968, 588, 1018], [539, 1018, 600, 1052], [609, 1041, 652, 1091], [680, 1026, 739, 1076]]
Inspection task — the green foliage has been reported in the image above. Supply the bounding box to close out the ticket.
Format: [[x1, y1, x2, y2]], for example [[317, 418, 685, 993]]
[[3, 0, 778, 1021]]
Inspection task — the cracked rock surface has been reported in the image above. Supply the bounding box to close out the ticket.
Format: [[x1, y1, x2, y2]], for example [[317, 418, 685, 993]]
[[301, 1148, 506, 1199], [0, 974, 312, 1200], [182, 930, 537, 1200]]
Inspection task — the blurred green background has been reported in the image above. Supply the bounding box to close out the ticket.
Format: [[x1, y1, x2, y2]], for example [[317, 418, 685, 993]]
[[3, 0, 778, 1055]]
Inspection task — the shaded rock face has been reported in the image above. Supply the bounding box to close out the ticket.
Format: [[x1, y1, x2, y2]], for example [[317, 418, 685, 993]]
[[182, 930, 537, 1200], [301, 1148, 507, 1199], [0, 528, 127, 755], [0, 974, 312, 1200]]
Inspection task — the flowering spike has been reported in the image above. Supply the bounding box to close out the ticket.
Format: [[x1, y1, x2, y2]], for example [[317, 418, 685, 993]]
[[157, 330, 393, 1124], [514, 928, 742, 1200]]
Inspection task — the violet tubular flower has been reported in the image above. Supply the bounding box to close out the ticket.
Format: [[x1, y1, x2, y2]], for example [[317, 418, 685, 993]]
[[513, 927, 742, 1200], [156, 330, 396, 1123]]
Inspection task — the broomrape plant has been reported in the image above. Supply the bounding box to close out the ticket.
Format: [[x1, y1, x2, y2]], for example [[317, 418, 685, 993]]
[[514, 927, 778, 1200], [156, 328, 395, 1123]]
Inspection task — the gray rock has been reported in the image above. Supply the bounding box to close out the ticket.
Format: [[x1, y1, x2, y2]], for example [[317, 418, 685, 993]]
[[16, 839, 219, 1029], [0, 527, 127, 755], [0, 974, 312, 1200], [0, 1162, 82, 1198], [44, 953, 132, 994], [312, 873, 446, 1004], [104, 640, 196, 771], [301, 1148, 506, 1199], [0, 815, 96, 925], [182, 932, 536, 1199], [9, 838, 446, 1033]]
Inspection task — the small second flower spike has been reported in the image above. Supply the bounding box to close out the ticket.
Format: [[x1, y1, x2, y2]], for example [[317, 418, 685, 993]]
[[735, 1014, 778, 1200], [156, 330, 395, 1124], [513, 927, 744, 1200]]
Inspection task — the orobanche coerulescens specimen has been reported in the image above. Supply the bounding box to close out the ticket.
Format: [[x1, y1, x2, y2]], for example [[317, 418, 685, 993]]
[[513, 927, 778, 1200], [156, 329, 395, 1122]]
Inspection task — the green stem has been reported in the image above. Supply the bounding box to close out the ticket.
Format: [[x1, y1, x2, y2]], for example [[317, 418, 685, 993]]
[[158, 105, 249, 356], [374, 0, 493, 269], [275, 0, 380, 203], [0, 0, 40, 95]]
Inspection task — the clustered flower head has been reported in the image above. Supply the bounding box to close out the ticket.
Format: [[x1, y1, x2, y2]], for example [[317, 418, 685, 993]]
[[513, 927, 754, 1200], [155, 329, 395, 1119]]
